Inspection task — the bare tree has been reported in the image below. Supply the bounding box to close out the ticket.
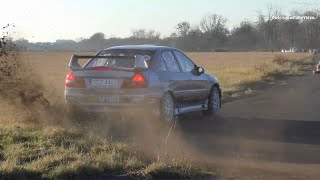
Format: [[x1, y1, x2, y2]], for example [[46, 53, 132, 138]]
[[230, 21, 258, 50], [131, 29, 147, 39], [131, 29, 161, 39], [300, 10, 320, 48], [200, 14, 227, 34], [176, 22, 191, 37], [146, 30, 161, 39], [256, 4, 281, 50], [278, 10, 300, 48], [200, 13, 229, 49]]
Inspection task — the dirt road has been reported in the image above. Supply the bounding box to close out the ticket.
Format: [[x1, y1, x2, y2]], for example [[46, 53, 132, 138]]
[[175, 73, 320, 179]]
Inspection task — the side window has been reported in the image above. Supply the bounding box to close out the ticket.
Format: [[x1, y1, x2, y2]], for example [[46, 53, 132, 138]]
[[154, 58, 167, 71], [160, 58, 168, 71], [161, 51, 180, 72], [173, 51, 195, 72]]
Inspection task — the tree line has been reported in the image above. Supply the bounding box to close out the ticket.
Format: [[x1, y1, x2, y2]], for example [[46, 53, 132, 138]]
[[16, 7, 320, 52]]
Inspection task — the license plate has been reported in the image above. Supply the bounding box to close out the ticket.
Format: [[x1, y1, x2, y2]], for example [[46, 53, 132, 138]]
[[87, 79, 121, 88], [99, 96, 119, 103], [81, 96, 119, 103]]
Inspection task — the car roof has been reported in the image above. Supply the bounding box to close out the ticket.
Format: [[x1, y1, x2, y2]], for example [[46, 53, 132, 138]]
[[103, 45, 175, 51]]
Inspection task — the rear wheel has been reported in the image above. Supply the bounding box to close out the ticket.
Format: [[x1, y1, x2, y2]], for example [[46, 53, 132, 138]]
[[203, 86, 221, 116], [67, 104, 81, 119], [160, 92, 176, 123], [67, 104, 95, 123]]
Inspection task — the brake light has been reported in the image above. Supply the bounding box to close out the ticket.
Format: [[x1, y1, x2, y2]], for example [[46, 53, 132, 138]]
[[132, 73, 145, 83], [122, 73, 147, 89], [66, 71, 75, 81], [64, 72, 85, 88]]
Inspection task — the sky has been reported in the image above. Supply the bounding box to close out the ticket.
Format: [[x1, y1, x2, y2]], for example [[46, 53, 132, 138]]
[[1, 0, 320, 42]]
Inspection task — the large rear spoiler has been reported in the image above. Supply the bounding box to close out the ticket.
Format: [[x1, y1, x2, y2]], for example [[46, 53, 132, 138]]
[[69, 55, 150, 71]]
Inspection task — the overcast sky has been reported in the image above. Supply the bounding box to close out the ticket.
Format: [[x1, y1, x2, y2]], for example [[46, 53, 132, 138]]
[[1, 0, 319, 42]]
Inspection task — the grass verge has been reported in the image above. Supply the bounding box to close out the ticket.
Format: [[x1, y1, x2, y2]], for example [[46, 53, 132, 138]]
[[0, 124, 215, 179], [211, 54, 314, 101]]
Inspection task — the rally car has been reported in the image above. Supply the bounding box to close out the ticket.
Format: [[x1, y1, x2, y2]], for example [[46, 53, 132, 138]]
[[64, 45, 221, 122]]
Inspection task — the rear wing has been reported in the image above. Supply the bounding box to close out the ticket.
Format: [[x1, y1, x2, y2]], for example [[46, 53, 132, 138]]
[[69, 55, 150, 71]]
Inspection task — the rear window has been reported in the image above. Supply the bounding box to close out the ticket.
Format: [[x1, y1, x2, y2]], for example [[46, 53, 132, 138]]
[[86, 57, 136, 69], [85, 50, 153, 69]]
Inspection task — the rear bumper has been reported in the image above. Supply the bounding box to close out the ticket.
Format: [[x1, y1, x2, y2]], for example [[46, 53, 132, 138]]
[[68, 103, 159, 113], [64, 88, 161, 113]]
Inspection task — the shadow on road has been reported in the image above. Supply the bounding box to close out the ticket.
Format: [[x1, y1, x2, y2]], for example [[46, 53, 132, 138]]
[[175, 114, 320, 164], [179, 114, 320, 145]]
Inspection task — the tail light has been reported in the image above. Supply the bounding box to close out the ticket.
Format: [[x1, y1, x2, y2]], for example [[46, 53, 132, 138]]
[[64, 72, 85, 88], [122, 73, 147, 89], [132, 73, 145, 83]]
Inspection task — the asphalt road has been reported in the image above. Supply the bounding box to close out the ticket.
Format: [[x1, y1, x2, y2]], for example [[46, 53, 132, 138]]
[[173, 71, 320, 179]]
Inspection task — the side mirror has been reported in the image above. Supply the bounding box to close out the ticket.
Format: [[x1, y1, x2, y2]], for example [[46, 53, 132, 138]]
[[198, 67, 205, 74], [192, 66, 205, 75]]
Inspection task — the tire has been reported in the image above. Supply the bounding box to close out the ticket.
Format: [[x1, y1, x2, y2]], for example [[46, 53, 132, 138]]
[[203, 86, 221, 116], [160, 92, 176, 123]]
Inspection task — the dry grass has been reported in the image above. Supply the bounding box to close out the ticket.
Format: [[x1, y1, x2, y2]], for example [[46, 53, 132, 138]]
[[188, 52, 313, 99], [0, 124, 214, 179]]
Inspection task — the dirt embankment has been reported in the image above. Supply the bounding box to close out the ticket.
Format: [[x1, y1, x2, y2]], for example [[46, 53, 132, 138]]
[[0, 35, 72, 128]]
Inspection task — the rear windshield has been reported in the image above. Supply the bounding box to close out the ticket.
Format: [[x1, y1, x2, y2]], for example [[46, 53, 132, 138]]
[[85, 49, 153, 69]]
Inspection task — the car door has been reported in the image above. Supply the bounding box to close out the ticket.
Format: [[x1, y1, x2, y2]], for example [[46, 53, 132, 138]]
[[173, 50, 209, 105], [158, 50, 191, 107]]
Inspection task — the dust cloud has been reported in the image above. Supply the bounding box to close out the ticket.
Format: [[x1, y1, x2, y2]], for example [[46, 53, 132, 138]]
[[0, 28, 50, 123], [0, 28, 188, 161]]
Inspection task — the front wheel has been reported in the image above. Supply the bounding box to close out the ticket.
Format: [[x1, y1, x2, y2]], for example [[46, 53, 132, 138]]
[[202, 86, 221, 116]]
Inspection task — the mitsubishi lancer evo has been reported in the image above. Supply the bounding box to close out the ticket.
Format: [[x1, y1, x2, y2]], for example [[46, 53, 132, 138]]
[[64, 45, 222, 122]]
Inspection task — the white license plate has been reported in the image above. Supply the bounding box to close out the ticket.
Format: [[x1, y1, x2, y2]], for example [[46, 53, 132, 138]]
[[88, 79, 120, 88]]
